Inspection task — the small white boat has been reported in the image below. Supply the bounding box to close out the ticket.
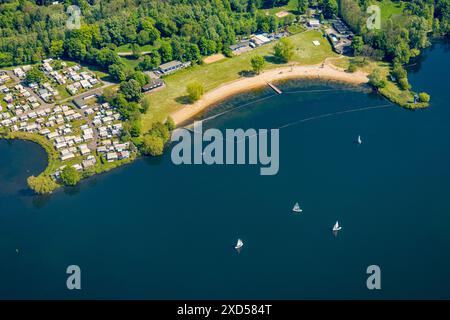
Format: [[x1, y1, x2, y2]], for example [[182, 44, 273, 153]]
[[332, 221, 342, 232], [235, 239, 244, 250], [292, 202, 302, 213], [357, 135, 362, 145]]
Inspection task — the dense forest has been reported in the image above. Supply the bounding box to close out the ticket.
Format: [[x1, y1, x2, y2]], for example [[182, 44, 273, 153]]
[[341, 0, 450, 64], [0, 0, 297, 69], [0, 0, 448, 69]]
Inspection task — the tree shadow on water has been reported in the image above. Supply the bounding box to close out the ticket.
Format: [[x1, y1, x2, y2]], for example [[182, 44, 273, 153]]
[[18, 188, 35, 197], [143, 154, 165, 167], [63, 185, 81, 196], [17, 187, 53, 209], [32, 194, 52, 209]]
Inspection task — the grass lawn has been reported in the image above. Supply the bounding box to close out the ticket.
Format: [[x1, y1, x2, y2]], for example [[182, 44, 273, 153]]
[[92, 69, 111, 82], [55, 84, 71, 100], [116, 43, 155, 53], [287, 24, 306, 34], [260, 0, 298, 15], [370, 0, 406, 26], [141, 30, 337, 130], [328, 56, 351, 70], [61, 60, 77, 68], [120, 57, 142, 73], [78, 62, 113, 83], [330, 56, 428, 109], [0, 93, 7, 108]]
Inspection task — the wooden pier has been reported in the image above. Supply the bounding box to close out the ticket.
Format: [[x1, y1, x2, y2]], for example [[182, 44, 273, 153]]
[[267, 82, 282, 94]]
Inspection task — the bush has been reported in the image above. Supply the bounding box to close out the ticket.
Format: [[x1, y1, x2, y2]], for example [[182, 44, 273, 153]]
[[60, 166, 81, 186], [27, 175, 58, 194], [149, 121, 170, 143], [0, 126, 8, 137], [346, 64, 357, 73], [119, 79, 143, 102], [352, 57, 368, 68], [398, 77, 411, 90], [140, 98, 150, 113], [250, 55, 265, 74], [126, 120, 142, 137], [53, 60, 63, 70], [130, 71, 150, 87], [26, 66, 45, 84], [223, 47, 233, 58], [368, 69, 386, 89], [392, 63, 407, 80], [108, 63, 127, 82], [186, 81, 204, 102], [419, 92, 430, 102], [273, 38, 294, 63], [165, 116, 176, 131]]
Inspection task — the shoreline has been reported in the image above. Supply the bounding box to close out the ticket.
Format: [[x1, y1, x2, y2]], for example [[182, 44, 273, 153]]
[[0, 131, 135, 194], [170, 62, 369, 126]]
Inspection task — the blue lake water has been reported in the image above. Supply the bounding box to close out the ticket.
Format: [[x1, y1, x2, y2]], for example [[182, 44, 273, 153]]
[[0, 42, 449, 299]]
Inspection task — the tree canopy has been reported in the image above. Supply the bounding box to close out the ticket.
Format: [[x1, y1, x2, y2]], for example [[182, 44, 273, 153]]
[[0, 0, 304, 68], [187, 82, 205, 102], [273, 38, 294, 63], [27, 175, 58, 195], [251, 55, 266, 74], [60, 166, 81, 186], [26, 66, 45, 84], [340, 0, 447, 65], [141, 135, 164, 156]]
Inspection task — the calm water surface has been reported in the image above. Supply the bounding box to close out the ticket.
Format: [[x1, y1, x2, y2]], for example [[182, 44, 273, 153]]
[[0, 42, 449, 299]]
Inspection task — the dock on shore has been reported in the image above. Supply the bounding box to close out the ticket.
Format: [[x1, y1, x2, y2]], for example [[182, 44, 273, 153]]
[[267, 82, 282, 94]]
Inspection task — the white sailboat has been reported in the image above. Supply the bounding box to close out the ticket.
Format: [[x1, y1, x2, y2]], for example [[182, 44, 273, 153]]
[[235, 239, 244, 250], [357, 135, 362, 145], [292, 202, 302, 213], [332, 221, 342, 232]]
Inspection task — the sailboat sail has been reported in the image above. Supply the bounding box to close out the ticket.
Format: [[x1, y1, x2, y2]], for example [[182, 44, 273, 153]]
[[235, 239, 243, 249], [292, 202, 302, 213], [332, 221, 342, 231]]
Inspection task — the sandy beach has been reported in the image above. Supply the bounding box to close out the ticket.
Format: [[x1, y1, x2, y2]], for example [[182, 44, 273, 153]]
[[171, 61, 369, 125]]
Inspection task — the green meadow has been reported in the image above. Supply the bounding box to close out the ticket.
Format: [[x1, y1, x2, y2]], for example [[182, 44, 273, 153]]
[[141, 30, 337, 130]]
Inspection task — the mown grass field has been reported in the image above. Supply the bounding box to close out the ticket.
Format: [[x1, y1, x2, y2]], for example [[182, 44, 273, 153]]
[[260, 0, 298, 15], [370, 0, 406, 26], [287, 24, 306, 34], [120, 56, 142, 74], [116, 43, 155, 53], [141, 30, 337, 130]]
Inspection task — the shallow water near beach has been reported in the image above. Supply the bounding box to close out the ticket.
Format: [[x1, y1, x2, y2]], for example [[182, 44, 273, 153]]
[[0, 42, 450, 299]]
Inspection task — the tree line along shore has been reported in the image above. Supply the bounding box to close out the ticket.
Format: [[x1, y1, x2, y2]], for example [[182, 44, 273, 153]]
[[1, 0, 446, 193]]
